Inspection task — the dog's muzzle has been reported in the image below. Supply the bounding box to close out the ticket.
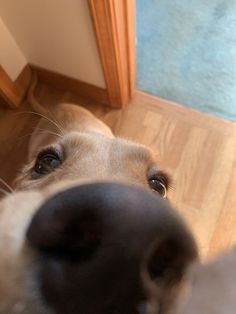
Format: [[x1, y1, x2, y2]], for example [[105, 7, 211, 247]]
[[26, 183, 197, 314]]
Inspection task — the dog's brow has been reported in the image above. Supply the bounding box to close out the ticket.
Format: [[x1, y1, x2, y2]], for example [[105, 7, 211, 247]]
[[62, 132, 97, 148], [125, 145, 152, 163]]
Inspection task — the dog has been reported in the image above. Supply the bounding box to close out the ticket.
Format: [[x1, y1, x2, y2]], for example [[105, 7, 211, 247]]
[[0, 77, 199, 313]]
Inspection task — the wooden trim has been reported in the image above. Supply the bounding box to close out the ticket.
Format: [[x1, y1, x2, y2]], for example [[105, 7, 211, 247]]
[[0, 65, 31, 108], [88, 0, 136, 108], [31, 65, 110, 105]]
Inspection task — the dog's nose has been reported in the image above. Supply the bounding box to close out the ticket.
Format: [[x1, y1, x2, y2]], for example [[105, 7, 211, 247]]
[[27, 183, 195, 262], [26, 183, 197, 314]]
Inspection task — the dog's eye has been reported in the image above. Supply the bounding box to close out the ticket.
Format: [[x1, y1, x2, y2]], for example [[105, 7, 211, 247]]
[[33, 149, 62, 177], [147, 169, 170, 199], [147, 167, 170, 198], [148, 176, 167, 198]]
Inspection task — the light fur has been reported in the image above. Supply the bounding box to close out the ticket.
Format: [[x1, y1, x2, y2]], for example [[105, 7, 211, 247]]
[[0, 77, 169, 313]]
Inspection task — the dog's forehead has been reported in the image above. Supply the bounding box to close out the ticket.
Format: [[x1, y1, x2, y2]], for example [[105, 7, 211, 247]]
[[62, 131, 153, 162]]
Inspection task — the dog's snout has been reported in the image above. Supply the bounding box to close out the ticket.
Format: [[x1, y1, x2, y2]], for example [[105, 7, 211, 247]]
[[26, 183, 197, 314], [27, 183, 170, 254], [27, 182, 197, 262]]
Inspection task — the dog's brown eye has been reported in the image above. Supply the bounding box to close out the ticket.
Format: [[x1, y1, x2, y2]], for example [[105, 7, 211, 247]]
[[147, 167, 170, 198], [33, 149, 62, 177], [148, 177, 167, 198]]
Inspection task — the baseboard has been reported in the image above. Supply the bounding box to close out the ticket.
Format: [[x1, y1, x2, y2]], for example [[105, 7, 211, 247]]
[[0, 65, 31, 108], [30, 65, 110, 106]]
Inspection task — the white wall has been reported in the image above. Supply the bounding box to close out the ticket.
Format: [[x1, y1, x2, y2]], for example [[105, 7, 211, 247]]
[[0, 0, 105, 88], [0, 16, 27, 81]]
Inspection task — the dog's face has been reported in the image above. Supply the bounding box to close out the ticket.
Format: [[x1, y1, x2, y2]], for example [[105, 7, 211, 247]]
[[14, 103, 170, 198], [0, 103, 198, 313], [15, 132, 169, 197]]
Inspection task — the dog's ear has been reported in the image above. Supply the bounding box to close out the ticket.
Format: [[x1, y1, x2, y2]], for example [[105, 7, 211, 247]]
[[142, 233, 197, 314], [26, 190, 103, 262]]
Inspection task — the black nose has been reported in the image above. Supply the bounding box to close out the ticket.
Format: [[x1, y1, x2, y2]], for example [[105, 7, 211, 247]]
[[26, 183, 197, 314], [27, 183, 193, 260]]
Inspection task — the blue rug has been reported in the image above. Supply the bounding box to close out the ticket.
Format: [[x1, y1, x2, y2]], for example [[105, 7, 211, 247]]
[[137, 0, 236, 122]]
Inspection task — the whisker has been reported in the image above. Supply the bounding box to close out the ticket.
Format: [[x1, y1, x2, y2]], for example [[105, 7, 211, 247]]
[[34, 127, 63, 138], [0, 178, 13, 193], [46, 110, 66, 136], [18, 130, 62, 142], [40, 107, 66, 136], [14, 111, 65, 135]]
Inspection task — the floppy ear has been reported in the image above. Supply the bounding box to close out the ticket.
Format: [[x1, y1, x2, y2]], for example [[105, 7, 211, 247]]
[[142, 233, 197, 314], [26, 189, 103, 262]]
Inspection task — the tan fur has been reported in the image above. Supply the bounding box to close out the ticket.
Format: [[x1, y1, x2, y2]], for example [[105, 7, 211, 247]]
[[0, 77, 168, 313], [0, 191, 47, 314], [14, 77, 161, 191]]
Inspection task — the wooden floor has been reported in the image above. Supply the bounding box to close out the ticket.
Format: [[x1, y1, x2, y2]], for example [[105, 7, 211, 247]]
[[1, 82, 236, 260]]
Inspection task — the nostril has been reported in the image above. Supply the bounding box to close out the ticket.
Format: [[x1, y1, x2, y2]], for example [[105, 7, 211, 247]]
[[26, 188, 104, 262]]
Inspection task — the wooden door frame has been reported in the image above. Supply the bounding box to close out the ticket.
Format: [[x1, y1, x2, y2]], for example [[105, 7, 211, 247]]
[[0, 1, 136, 109], [88, 0, 136, 108]]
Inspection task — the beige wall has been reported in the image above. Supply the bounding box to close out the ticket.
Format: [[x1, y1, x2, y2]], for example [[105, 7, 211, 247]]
[[0, 16, 27, 81], [0, 0, 105, 88]]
